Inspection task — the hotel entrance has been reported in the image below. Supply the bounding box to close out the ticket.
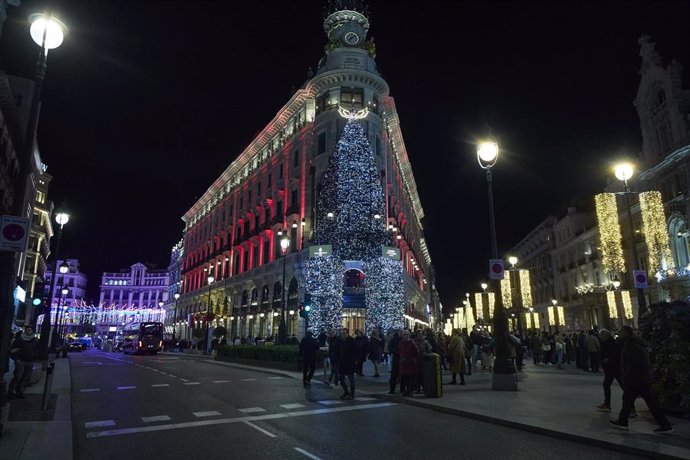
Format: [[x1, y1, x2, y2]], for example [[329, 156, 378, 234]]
[[341, 308, 366, 333]]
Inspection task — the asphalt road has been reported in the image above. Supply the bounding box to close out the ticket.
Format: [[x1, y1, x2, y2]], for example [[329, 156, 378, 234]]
[[70, 349, 643, 460]]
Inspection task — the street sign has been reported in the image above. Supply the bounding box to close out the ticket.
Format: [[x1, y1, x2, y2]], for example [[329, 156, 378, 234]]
[[309, 245, 332, 258], [381, 246, 401, 260], [0, 215, 29, 252], [633, 270, 648, 289], [489, 259, 504, 280]]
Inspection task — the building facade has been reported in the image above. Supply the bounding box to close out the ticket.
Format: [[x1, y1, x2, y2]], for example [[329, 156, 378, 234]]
[[97, 262, 170, 333], [177, 3, 440, 339], [45, 258, 88, 308]]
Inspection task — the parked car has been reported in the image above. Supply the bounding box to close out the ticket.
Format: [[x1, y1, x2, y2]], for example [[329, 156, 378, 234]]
[[114, 341, 125, 352], [68, 342, 84, 352]]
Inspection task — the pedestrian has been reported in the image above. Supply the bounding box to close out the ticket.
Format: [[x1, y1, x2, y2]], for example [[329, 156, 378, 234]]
[[554, 333, 565, 368], [388, 329, 402, 394], [369, 329, 383, 377], [480, 331, 494, 371], [460, 329, 472, 375], [609, 326, 674, 434], [470, 326, 482, 368], [353, 329, 369, 376], [437, 331, 449, 371], [325, 328, 341, 388], [299, 329, 319, 388], [564, 333, 575, 365], [587, 330, 601, 372], [447, 328, 466, 385], [531, 332, 542, 365], [8, 324, 38, 399], [339, 328, 358, 400], [578, 330, 589, 371], [596, 329, 636, 416], [413, 330, 432, 393], [398, 329, 419, 396], [383, 328, 394, 366]]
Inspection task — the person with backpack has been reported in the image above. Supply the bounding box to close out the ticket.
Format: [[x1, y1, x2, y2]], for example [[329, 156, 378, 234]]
[[8, 325, 38, 399]]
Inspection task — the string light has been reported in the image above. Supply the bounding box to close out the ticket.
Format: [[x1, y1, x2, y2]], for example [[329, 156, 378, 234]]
[[557, 306, 564, 326], [639, 191, 674, 276], [500, 276, 512, 308], [465, 305, 475, 330], [532, 312, 540, 329], [525, 312, 532, 329], [606, 291, 618, 319], [595, 193, 626, 273], [621, 290, 634, 320], [547, 306, 556, 326], [474, 293, 483, 320], [519, 269, 532, 306], [487, 292, 495, 319]]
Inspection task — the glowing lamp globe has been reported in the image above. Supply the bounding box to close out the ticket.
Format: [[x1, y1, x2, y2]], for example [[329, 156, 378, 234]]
[[59, 261, 69, 274], [29, 14, 67, 50], [158, 301, 164, 308], [61, 287, 68, 295], [477, 141, 499, 167], [614, 163, 634, 182], [55, 212, 69, 226], [280, 236, 290, 251], [508, 256, 518, 267], [174, 293, 180, 300], [207, 275, 214, 285]]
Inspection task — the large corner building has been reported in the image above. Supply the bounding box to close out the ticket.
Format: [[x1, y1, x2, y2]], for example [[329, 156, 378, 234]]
[[174, 3, 439, 339]]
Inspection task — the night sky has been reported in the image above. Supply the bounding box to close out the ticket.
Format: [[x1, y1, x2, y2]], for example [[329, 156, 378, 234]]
[[1, 1, 688, 315]]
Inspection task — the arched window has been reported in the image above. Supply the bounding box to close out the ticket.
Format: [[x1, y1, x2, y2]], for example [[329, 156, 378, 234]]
[[670, 217, 690, 269]]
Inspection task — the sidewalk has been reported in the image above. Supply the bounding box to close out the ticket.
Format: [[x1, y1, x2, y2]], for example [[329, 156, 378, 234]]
[[1, 358, 73, 460], [206, 354, 690, 460]]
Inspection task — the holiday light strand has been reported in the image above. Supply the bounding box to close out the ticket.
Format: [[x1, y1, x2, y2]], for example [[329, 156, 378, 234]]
[[525, 313, 532, 329], [621, 290, 634, 320], [606, 290, 618, 319], [474, 293, 483, 320], [595, 193, 626, 273], [519, 269, 533, 306], [488, 292, 495, 319], [547, 306, 556, 326], [557, 306, 565, 326], [639, 191, 674, 276], [500, 276, 512, 308]]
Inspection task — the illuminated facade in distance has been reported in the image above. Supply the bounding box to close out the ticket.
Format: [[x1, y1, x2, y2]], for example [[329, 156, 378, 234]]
[[177, 2, 440, 338]]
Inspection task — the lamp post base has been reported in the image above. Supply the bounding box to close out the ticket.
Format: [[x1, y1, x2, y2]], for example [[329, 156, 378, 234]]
[[492, 370, 518, 391]]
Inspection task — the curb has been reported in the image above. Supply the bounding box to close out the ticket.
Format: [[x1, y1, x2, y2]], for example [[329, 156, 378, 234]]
[[368, 393, 687, 460]]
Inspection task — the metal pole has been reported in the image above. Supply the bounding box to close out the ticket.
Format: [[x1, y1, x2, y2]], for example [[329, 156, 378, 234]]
[[205, 286, 211, 354], [46, 226, 63, 354], [623, 181, 647, 320], [278, 250, 288, 345], [41, 361, 55, 411], [486, 169, 517, 388], [172, 298, 177, 343], [54, 291, 65, 358], [513, 269, 524, 339]]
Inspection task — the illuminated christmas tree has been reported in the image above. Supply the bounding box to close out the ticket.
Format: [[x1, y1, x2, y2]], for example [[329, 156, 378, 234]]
[[307, 115, 404, 332]]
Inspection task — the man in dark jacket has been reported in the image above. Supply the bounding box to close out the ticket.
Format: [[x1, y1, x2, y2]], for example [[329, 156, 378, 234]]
[[8, 325, 39, 399], [388, 329, 402, 394], [353, 329, 369, 376], [577, 330, 589, 371], [325, 328, 341, 387], [596, 329, 635, 415], [299, 330, 320, 388], [339, 328, 358, 399], [610, 326, 673, 434]]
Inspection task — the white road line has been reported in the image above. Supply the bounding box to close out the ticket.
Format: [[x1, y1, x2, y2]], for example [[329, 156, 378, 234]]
[[151, 369, 160, 372], [80, 388, 100, 393], [213, 380, 230, 383], [243, 421, 276, 438], [268, 376, 284, 380], [85, 420, 115, 428], [179, 378, 189, 382], [280, 403, 305, 409], [240, 378, 256, 381], [159, 372, 168, 375], [354, 397, 376, 402], [238, 407, 265, 413], [316, 400, 342, 406], [193, 411, 222, 418], [152, 384, 170, 388], [83, 362, 102, 365], [141, 415, 171, 423], [183, 382, 201, 385], [117, 386, 136, 390], [168, 374, 177, 378], [294, 447, 322, 460], [86, 402, 397, 438]]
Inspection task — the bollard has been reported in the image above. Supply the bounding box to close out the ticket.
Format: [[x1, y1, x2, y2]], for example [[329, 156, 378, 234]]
[[41, 362, 55, 411]]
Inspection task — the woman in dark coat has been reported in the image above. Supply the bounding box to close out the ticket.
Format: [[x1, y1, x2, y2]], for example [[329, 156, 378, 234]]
[[369, 329, 384, 377], [339, 328, 358, 399], [398, 330, 420, 396]]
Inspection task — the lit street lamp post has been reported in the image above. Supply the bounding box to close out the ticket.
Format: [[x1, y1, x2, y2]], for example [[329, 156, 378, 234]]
[[277, 230, 290, 345], [172, 292, 180, 343], [508, 256, 525, 339], [614, 162, 647, 320], [55, 286, 69, 357], [205, 275, 214, 354], [50, 260, 69, 353], [477, 140, 517, 390]]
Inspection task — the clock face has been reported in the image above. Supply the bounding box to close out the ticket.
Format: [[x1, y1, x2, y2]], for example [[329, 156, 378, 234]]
[[344, 31, 360, 46]]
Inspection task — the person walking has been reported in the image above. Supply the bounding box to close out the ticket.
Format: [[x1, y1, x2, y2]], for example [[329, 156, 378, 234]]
[[596, 329, 636, 416], [325, 328, 342, 387], [353, 329, 369, 376], [413, 330, 432, 393], [470, 326, 481, 368], [554, 333, 565, 369], [447, 329, 466, 385], [564, 333, 575, 365], [438, 331, 449, 371], [339, 328, 358, 399], [398, 329, 419, 396], [8, 325, 39, 399], [299, 329, 320, 388], [610, 326, 674, 434], [369, 329, 383, 377], [388, 329, 402, 394], [586, 330, 601, 372], [531, 332, 542, 365], [460, 329, 472, 375], [578, 330, 589, 371]]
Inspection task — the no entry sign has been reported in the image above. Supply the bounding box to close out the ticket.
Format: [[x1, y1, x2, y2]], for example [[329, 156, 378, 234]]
[[489, 259, 505, 280], [0, 215, 29, 252]]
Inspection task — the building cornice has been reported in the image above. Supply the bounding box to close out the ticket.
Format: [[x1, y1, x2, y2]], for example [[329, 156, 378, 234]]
[[638, 144, 690, 183]]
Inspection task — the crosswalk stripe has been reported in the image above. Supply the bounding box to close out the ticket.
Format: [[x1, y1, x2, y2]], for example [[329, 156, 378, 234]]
[[354, 397, 376, 402], [280, 403, 305, 409], [117, 386, 136, 390], [268, 376, 284, 380], [213, 380, 230, 383], [240, 378, 256, 381], [317, 400, 343, 405], [152, 384, 170, 387], [238, 407, 266, 413], [193, 411, 222, 418], [141, 415, 171, 423], [80, 388, 100, 392], [85, 420, 115, 428], [183, 382, 201, 385]]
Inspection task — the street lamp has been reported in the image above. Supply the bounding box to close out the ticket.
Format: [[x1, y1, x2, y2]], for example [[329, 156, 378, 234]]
[[172, 292, 180, 343], [614, 161, 647, 319], [480, 282, 488, 292], [477, 139, 517, 390], [507, 257, 525, 339], [277, 231, 290, 345], [205, 275, 214, 354], [55, 286, 69, 356], [51, 260, 69, 353]]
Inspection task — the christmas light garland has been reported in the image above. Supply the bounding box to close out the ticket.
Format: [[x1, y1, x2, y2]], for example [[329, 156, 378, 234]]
[[519, 269, 532, 306], [595, 193, 626, 273], [639, 191, 674, 276], [501, 276, 512, 308], [606, 291, 618, 319], [621, 290, 633, 320], [474, 293, 484, 320]]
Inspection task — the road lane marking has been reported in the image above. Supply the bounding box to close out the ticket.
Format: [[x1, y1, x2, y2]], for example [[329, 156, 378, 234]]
[[280, 403, 305, 409], [85, 420, 115, 428], [152, 384, 170, 388], [179, 378, 189, 382], [354, 397, 376, 402], [238, 407, 265, 413], [86, 402, 397, 438], [316, 400, 342, 406], [117, 386, 136, 390], [294, 447, 322, 460], [141, 415, 171, 423], [83, 362, 102, 365], [183, 382, 201, 385], [168, 375, 177, 378], [80, 388, 100, 393], [193, 411, 222, 418], [213, 380, 230, 383], [240, 378, 256, 381], [243, 421, 276, 438], [268, 376, 284, 380]]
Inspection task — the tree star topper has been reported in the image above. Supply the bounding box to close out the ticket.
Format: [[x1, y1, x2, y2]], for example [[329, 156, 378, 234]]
[[338, 105, 369, 120]]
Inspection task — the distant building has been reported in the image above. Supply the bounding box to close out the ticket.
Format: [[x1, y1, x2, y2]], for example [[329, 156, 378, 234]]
[[44, 258, 88, 308], [165, 240, 184, 337]]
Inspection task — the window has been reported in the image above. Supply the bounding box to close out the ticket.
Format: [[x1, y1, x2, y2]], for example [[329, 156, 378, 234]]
[[293, 150, 299, 168], [239, 196, 243, 209], [317, 132, 326, 155], [279, 162, 283, 179], [340, 87, 363, 107]]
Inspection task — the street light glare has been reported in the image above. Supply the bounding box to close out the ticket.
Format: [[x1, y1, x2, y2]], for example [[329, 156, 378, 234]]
[[280, 236, 290, 250], [29, 14, 67, 50], [508, 256, 518, 266], [207, 275, 214, 284], [477, 141, 499, 163], [55, 212, 69, 226], [614, 162, 634, 182]]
